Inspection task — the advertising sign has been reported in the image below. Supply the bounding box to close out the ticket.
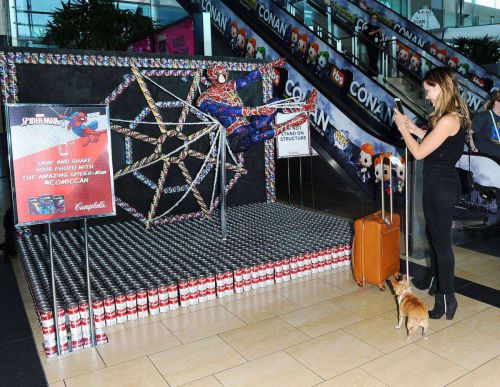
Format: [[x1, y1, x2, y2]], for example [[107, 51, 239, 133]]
[[6, 104, 116, 226], [155, 18, 195, 55], [244, 0, 403, 128], [276, 113, 311, 158], [128, 18, 195, 55], [128, 35, 154, 53], [410, 7, 440, 30]]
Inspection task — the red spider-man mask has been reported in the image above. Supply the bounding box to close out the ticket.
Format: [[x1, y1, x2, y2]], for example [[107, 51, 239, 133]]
[[207, 64, 229, 84], [73, 112, 87, 123]]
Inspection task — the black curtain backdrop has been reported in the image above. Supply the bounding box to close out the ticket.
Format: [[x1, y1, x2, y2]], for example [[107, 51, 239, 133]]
[[5, 52, 269, 233]]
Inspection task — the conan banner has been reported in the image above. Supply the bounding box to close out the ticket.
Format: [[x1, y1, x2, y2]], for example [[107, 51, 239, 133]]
[[323, 0, 499, 94], [6, 104, 116, 226]]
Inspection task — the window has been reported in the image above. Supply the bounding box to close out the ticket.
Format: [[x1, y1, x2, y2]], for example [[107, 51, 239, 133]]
[[465, 0, 499, 7]]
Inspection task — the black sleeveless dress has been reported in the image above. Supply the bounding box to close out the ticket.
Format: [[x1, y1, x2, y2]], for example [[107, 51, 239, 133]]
[[421, 125, 466, 294], [422, 125, 466, 209]]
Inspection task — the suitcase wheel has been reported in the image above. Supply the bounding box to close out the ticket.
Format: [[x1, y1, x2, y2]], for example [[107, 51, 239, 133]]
[[378, 283, 386, 291]]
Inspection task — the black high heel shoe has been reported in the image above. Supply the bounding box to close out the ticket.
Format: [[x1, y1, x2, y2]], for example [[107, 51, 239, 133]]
[[429, 293, 458, 320]]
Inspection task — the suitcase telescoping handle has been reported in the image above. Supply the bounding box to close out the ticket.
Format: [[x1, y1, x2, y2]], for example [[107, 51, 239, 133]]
[[380, 154, 394, 224]]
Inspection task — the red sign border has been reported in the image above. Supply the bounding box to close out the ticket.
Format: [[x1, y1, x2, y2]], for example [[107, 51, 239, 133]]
[[5, 103, 116, 226]]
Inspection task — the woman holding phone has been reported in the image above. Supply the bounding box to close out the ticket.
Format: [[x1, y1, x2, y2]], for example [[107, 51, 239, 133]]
[[393, 67, 471, 320]]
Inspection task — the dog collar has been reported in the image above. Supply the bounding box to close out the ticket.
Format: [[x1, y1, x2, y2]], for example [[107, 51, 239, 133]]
[[397, 288, 413, 305]]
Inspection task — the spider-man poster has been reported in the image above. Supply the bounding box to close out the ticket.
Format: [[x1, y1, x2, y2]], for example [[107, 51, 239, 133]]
[[5, 104, 115, 225]]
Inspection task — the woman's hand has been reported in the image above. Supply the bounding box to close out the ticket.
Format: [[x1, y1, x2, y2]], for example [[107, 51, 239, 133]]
[[394, 109, 408, 134], [405, 118, 418, 134], [405, 119, 427, 139]]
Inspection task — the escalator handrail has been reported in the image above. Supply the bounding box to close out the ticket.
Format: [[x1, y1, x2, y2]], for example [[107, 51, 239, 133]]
[[282, 0, 485, 119], [461, 150, 500, 168]]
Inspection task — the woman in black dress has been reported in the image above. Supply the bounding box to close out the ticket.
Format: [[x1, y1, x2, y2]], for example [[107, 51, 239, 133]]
[[394, 67, 471, 320]]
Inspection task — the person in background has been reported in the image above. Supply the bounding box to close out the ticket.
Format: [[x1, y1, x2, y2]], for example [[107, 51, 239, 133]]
[[363, 14, 381, 77], [394, 67, 471, 320], [471, 90, 500, 162]]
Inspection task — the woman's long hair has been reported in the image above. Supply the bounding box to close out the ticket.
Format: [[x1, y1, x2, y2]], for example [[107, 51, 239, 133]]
[[485, 90, 500, 111], [423, 67, 471, 132]]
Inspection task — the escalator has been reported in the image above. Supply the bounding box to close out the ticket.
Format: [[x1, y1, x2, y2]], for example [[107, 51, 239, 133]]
[[308, 0, 498, 97]]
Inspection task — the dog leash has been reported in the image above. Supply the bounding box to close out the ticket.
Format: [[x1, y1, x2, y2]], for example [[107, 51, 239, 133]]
[[405, 148, 410, 284]]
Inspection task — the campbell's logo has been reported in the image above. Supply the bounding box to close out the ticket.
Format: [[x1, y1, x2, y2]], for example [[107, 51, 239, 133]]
[[75, 201, 106, 211], [330, 66, 346, 87]]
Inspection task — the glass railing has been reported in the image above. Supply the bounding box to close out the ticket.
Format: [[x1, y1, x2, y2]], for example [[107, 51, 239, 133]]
[[455, 151, 499, 228]]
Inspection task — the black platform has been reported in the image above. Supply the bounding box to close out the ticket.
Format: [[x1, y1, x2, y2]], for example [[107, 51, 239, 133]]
[[16, 202, 353, 358]]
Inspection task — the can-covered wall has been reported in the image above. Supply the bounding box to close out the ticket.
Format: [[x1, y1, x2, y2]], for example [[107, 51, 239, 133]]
[[0, 49, 275, 232]]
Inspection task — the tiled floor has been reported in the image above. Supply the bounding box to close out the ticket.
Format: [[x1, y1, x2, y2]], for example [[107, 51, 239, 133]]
[[11, 246, 500, 387]]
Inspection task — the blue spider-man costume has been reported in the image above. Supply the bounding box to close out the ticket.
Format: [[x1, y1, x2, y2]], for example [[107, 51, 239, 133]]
[[196, 59, 317, 152]]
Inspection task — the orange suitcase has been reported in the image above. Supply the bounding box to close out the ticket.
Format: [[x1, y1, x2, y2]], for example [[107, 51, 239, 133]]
[[353, 155, 401, 290]]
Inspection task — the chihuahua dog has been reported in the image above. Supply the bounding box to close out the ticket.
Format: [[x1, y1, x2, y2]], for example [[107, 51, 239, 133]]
[[390, 276, 429, 340]]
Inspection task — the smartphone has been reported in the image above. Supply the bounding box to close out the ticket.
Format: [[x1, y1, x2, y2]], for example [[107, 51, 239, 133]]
[[394, 98, 404, 114]]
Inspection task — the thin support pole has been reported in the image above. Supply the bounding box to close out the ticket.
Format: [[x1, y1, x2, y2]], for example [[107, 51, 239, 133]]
[[310, 156, 315, 209], [405, 148, 410, 283], [299, 156, 303, 208], [84, 219, 97, 346], [49, 223, 61, 356], [287, 158, 291, 205], [220, 129, 227, 240]]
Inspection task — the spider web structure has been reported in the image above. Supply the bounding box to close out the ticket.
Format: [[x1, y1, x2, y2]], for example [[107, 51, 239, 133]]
[[104, 67, 247, 227]]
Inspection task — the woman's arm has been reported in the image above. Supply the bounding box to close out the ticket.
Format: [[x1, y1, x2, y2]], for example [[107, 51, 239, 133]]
[[405, 119, 427, 139], [394, 110, 459, 160]]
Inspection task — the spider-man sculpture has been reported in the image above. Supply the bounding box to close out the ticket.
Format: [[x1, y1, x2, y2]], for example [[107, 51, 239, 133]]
[[196, 58, 317, 152]]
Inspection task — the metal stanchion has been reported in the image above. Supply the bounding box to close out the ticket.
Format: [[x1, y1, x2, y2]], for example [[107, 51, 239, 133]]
[[405, 148, 410, 279], [220, 129, 227, 240], [310, 155, 315, 209], [84, 219, 97, 346], [299, 156, 303, 208], [287, 158, 291, 205], [48, 223, 61, 356]]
